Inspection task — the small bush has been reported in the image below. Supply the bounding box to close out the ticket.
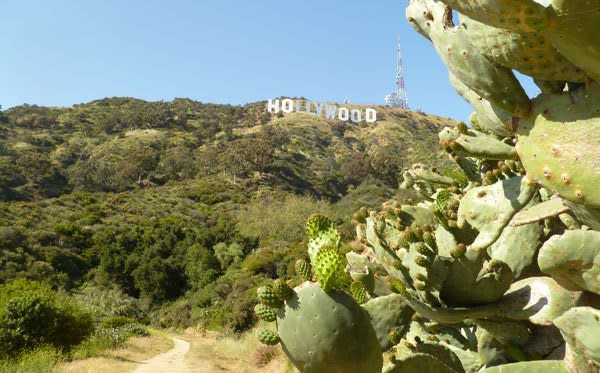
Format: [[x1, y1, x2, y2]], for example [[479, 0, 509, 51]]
[[71, 323, 148, 360], [154, 298, 192, 328], [102, 316, 137, 328], [73, 284, 144, 320], [118, 323, 149, 337], [0, 280, 94, 357]]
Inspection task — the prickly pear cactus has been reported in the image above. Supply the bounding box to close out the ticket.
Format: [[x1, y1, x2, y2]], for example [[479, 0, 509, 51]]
[[253, 217, 386, 373], [255, 2, 600, 371]]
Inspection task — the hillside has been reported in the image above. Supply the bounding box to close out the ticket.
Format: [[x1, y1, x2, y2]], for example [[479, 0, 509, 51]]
[[0, 98, 459, 334], [0, 98, 456, 201]]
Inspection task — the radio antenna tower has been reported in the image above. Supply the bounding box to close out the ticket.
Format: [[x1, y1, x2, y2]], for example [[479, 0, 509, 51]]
[[385, 38, 409, 109]]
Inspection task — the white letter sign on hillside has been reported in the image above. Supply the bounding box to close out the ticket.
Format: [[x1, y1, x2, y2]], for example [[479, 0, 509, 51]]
[[338, 107, 349, 121], [281, 99, 294, 113], [267, 99, 377, 124]]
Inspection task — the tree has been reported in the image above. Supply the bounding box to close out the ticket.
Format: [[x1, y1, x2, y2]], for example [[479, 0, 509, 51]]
[[213, 242, 244, 270], [132, 255, 185, 303], [184, 244, 220, 290]]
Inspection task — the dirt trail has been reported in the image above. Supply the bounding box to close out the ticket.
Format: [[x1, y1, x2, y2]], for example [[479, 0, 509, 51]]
[[133, 337, 191, 373]]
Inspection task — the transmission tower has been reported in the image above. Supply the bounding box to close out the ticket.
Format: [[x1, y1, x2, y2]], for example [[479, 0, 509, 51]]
[[385, 38, 409, 109]]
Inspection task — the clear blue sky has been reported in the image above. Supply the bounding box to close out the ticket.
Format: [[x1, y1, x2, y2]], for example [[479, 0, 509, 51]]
[[0, 0, 537, 121]]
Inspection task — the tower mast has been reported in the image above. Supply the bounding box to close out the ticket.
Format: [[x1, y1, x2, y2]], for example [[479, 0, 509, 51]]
[[385, 38, 409, 109]]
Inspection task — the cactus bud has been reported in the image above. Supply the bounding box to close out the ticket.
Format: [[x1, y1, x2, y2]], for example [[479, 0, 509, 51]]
[[295, 258, 312, 281], [257, 328, 280, 345], [415, 254, 430, 267], [273, 279, 293, 301], [350, 281, 369, 304], [257, 285, 283, 308], [254, 303, 277, 322], [423, 232, 437, 249], [415, 281, 427, 291], [450, 244, 467, 258]]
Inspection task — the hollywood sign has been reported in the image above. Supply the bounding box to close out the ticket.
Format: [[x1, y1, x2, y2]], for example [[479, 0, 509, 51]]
[[267, 99, 377, 124]]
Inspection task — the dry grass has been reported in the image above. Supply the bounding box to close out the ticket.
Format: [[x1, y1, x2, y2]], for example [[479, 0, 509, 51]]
[[124, 129, 162, 138], [54, 330, 173, 373], [55, 326, 300, 373], [252, 346, 279, 368], [182, 325, 297, 373]]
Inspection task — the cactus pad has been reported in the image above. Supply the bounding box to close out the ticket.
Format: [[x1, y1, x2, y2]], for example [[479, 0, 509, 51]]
[[457, 176, 536, 250], [362, 294, 415, 351], [314, 245, 345, 292], [350, 281, 369, 304], [554, 307, 600, 367], [538, 230, 600, 294], [480, 360, 570, 372], [515, 83, 600, 209], [306, 214, 334, 239], [276, 282, 382, 373]]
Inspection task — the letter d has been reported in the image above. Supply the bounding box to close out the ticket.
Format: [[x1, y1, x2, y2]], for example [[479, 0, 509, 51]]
[[366, 108, 377, 123]]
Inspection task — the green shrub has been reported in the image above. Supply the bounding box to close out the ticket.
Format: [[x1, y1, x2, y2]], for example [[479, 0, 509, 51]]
[[0, 280, 94, 357], [0, 345, 62, 373], [236, 193, 331, 247], [102, 316, 137, 328], [118, 323, 148, 337], [71, 323, 148, 360], [72, 285, 144, 320], [214, 242, 244, 270], [154, 298, 192, 328], [193, 270, 264, 334]]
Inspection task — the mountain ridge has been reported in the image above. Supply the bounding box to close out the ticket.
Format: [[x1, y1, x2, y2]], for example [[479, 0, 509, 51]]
[[0, 97, 458, 202]]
